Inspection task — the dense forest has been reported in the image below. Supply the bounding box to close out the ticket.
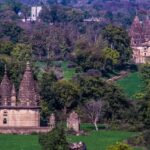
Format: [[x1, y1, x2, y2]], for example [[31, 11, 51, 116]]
[[0, 0, 150, 150]]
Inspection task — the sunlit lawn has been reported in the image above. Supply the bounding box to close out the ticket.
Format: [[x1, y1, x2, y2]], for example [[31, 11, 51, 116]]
[[0, 124, 143, 150], [117, 72, 143, 99]]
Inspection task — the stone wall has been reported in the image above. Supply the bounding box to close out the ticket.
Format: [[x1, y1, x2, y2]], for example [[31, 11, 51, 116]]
[[0, 108, 40, 127], [0, 127, 51, 134]]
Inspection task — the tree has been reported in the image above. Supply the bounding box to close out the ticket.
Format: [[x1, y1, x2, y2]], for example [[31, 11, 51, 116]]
[[39, 125, 69, 150], [140, 63, 150, 87], [0, 40, 14, 55], [139, 85, 150, 129], [8, 43, 32, 88], [102, 25, 132, 64], [103, 83, 130, 121], [74, 76, 106, 102], [11, 43, 32, 62], [85, 100, 103, 131], [39, 72, 57, 109], [74, 75, 130, 121], [0, 21, 23, 43], [5, 0, 22, 14], [103, 47, 120, 70], [53, 80, 80, 115]]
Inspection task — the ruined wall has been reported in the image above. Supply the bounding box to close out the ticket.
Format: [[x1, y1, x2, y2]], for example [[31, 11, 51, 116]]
[[0, 109, 40, 127]]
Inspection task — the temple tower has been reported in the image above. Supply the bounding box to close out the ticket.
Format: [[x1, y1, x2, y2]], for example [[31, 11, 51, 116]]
[[0, 63, 40, 128], [0, 67, 12, 106], [18, 62, 39, 106], [129, 16, 144, 46]]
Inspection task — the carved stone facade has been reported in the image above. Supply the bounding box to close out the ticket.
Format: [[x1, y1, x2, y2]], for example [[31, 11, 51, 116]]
[[67, 111, 80, 133], [129, 16, 150, 63], [0, 62, 40, 128]]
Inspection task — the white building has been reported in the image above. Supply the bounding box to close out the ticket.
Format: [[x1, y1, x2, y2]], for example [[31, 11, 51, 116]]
[[31, 6, 42, 21], [22, 6, 42, 22]]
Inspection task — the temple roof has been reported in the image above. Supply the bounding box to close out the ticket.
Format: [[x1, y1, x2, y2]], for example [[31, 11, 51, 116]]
[[0, 67, 12, 106], [130, 16, 143, 35], [18, 62, 39, 107]]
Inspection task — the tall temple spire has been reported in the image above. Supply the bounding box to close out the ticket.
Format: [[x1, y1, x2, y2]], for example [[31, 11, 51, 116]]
[[18, 62, 39, 107], [129, 16, 144, 46], [0, 66, 12, 106]]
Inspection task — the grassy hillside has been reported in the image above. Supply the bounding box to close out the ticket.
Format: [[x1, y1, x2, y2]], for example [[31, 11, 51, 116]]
[[117, 72, 143, 99]]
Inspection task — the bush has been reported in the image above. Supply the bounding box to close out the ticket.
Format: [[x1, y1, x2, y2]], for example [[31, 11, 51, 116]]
[[39, 125, 69, 150], [107, 142, 133, 150]]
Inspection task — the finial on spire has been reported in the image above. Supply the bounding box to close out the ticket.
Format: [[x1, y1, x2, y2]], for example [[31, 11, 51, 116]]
[[4, 64, 7, 75], [26, 61, 31, 71]]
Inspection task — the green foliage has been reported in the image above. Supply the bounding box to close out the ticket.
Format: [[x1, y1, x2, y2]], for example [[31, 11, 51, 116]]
[[5, 0, 22, 14], [143, 131, 150, 149], [102, 25, 131, 64], [107, 142, 133, 150], [0, 41, 14, 55], [53, 80, 80, 114], [40, 5, 84, 23], [7, 43, 32, 88], [103, 47, 120, 70], [139, 63, 150, 87], [75, 47, 104, 72], [39, 72, 57, 108], [75, 75, 130, 120], [11, 43, 32, 62], [0, 21, 23, 43], [104, 48, 120, 65], [75, 76, 106, 101], [39, 126, 69, 150]]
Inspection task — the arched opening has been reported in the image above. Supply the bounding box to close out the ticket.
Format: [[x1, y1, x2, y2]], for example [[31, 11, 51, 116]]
[[3, 118, 7, 124]]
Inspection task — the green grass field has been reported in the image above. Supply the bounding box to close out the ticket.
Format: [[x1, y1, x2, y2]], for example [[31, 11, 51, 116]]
[[61, 61, 76, 80], [0, 131, 140, 150], [35, 61, 76, 80], [117, 72, 143, 99], [69, 130, 141, 150], [0, 124, 143, 150]]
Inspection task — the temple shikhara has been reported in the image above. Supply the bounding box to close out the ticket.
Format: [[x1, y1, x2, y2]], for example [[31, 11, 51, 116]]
[[0, 62, 40, 128], [129, 16, 150, 63]]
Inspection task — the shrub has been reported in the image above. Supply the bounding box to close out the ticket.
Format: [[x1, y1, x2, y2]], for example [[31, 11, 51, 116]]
[[39, 125, 69, 150], [107, 142, 133, 150]]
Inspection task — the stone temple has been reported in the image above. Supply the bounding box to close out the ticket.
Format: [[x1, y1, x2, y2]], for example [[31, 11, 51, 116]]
[[0, 62, 40, 128], [129, 16, 150, 63]]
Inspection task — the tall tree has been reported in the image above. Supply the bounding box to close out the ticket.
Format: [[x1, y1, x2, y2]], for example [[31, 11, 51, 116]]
[[53, 80, 80, 116], [102, 25, 132, 64]]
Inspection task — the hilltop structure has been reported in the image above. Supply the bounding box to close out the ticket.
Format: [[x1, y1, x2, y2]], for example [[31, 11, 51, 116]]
[[129, 16, 150, 63], [0, 62, 40, 128], [22, 6, 42, 22]]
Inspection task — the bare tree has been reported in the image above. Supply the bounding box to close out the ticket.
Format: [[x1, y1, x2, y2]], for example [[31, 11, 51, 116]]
[[85, 100, 103, 131]]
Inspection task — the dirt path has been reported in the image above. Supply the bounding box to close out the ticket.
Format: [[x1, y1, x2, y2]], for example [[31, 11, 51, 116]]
[[107, 71, 129, 82]]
